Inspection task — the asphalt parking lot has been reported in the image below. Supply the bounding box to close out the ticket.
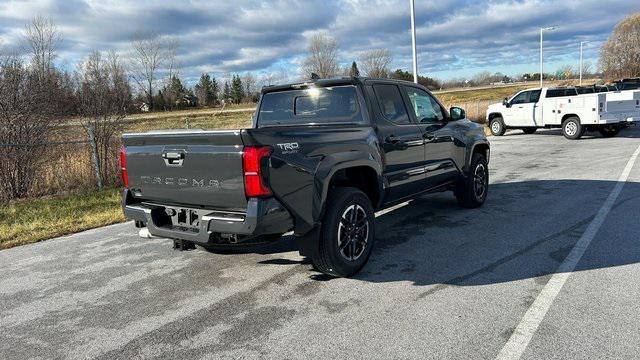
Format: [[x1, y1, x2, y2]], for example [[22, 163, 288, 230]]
[[1, 126, 639, 360]]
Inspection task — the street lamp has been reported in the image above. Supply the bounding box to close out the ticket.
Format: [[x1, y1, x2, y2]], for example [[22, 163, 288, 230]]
[[579, 41, 589, 86], [540, 26, 556, 88], [410, 0, 418, 83]]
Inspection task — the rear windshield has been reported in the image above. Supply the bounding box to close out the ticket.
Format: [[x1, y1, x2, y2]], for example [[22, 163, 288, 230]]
[[257, 85, 364, 127]]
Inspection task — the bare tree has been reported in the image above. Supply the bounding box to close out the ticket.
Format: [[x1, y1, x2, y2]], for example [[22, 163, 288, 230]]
[[302, 33, 340, 79], [241, 72, 257, 101], [24, 16, 61, 82], [130, 32, 176, 111], [77, 51, 132, 188], [600, 12, 640, 79], [580, 61, 593, 77], [360, 49, 392, 78], [557, 64, 575, 80]]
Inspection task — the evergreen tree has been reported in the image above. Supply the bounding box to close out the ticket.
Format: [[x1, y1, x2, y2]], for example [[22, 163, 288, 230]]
[[230, 74, 245, 104], [223, 80, 231, 103], [349, 61, 360, 77], [210, 76, 219, 105], [194, 73, 218, 107]]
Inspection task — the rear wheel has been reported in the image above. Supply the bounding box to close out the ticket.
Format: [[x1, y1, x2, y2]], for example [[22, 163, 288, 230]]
[[489, 117, 506, 136], [312, 187, 375, 278], [455, 153, 488, 208], [599, 126, 620, 137], [562, 117, 583, 140], [522, 128, 537, 134]]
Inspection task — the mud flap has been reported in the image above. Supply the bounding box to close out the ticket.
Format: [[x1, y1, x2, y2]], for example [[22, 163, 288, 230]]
[[297, 225, 321, 258]]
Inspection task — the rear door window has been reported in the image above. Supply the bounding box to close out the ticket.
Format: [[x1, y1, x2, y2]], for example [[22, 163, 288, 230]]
[[529, 90, 542, 102], [372, 84, 411, 124]]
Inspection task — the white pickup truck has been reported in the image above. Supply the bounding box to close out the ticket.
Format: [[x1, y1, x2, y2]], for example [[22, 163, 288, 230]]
[[486, 87, 639, 139]]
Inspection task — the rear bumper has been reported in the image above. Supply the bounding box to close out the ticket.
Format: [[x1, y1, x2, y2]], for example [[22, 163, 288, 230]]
[[122, 189, 293, 245]]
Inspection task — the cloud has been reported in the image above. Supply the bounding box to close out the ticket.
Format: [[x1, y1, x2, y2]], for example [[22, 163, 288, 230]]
[[0, 0, 638, 83]]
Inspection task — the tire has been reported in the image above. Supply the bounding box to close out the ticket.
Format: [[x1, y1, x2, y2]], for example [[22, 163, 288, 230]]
[[455, 153, 489, 208], [562, 117, 583, 140], [522, 128, 537, 134], [489, 117, 506, 136], [599, 126, 620, 137], [312, 187, 375, 278]]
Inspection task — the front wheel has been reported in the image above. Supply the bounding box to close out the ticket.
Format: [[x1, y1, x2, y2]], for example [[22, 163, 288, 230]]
[[599, 126, 620, 137], [455, 153, 489, 208], [312, 187, 375, 278], [562, 117, 583, 140], [489, 117, 506, 136]]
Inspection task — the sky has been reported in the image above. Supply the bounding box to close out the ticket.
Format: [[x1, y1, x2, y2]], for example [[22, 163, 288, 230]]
[[0, 0, 639, 85]]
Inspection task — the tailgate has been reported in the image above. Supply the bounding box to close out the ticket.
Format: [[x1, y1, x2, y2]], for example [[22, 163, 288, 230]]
[[122, 130, 247, 211]]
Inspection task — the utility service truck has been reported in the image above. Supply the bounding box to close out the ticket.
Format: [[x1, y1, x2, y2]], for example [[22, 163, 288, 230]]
[[487, 87, 639, 139]]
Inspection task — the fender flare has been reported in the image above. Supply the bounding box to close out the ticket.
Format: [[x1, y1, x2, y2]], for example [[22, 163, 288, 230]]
[[465, 140, 491, 173], [314, 151, 383, 221], [487, 112, 503, 122]]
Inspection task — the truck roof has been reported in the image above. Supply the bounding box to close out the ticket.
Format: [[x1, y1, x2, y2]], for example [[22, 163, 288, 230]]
[[261, 76, 425, 94]]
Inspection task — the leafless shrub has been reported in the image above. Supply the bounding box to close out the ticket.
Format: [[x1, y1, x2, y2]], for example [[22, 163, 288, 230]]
[[302, 34, 340, 79], [360, 49, 392, 78], [600, 12, 640, 79]]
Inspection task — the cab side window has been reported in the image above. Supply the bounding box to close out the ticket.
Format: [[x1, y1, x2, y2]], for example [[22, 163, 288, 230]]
[[405, 87, 445, 123], [373, 84, 411, 124], [510, 91, 529, 104]]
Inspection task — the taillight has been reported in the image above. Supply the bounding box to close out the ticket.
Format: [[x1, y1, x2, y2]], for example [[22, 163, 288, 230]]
[[119, 146, 129, 188], [242, 146, 272, 197]]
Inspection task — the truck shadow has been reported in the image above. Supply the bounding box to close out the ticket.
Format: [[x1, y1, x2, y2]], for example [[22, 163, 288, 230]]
[[357, 179, 640, 287], [258, 179, 640, 287]]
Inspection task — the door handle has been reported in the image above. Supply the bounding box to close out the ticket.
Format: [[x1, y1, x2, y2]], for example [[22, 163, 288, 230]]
[[162, 150, 185, 166]]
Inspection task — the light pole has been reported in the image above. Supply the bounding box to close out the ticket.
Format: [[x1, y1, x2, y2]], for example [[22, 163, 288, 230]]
[[579, 41, 589, 86], [410, 0, 418, 83], [540, 26, 556, 88]]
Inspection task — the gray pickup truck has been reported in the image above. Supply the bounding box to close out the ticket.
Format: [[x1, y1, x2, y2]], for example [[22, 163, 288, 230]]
[[121, 77, 490, 277]]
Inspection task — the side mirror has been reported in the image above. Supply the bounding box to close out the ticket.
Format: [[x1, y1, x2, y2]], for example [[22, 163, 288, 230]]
[[449, 107, 466, 121], [502, 98, 510, 107]]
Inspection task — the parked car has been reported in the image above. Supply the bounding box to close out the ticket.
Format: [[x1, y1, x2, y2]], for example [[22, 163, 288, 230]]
[[120, 77, 490, 277], [486, 86, 639, 139]]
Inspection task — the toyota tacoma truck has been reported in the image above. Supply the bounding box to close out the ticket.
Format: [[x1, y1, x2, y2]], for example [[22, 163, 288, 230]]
[[121, 77, 490, 277], [486, 86, 639, 139]]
